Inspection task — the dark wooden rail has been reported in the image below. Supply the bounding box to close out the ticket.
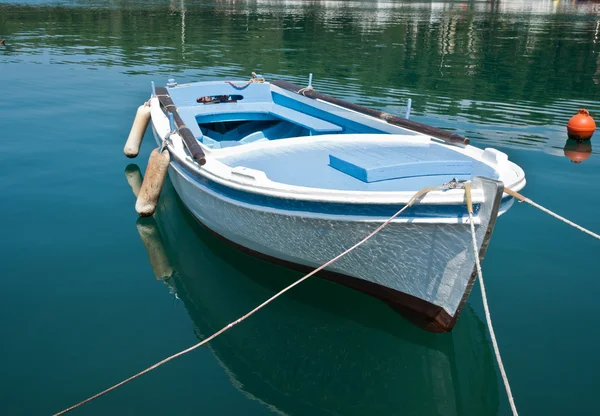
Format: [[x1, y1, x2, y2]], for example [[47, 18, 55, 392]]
[[155, 86, 206, 165], [271, 80, 469, 147]]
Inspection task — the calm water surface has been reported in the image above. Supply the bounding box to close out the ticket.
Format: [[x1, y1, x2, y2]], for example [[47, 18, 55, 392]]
[[1, 0, 600, 415]]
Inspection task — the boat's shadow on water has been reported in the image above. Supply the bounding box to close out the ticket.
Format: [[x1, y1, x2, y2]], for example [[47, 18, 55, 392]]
[[126, 164, 500, 416]]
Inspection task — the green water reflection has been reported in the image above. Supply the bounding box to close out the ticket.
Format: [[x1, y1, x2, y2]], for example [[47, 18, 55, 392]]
[[1, 1, 600, 415], [1, 0, 599, 149]]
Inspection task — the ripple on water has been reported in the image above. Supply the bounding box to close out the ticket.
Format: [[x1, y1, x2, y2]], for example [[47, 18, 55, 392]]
[[0, 0, 598, 155]]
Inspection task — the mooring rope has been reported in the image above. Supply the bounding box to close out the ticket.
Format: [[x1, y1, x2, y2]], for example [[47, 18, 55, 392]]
[[53, 185, 442, 416], [504, 187, 600, 241], [226, 72, 265, 90], [297, 85, 315, 96], [465, 183, 519, 416]]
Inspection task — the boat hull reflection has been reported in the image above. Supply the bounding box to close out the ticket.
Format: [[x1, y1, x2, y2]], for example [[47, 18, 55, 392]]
[[138, 176, 500, 416]]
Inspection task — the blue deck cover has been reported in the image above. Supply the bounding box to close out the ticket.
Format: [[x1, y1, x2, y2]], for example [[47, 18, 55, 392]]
[[329, 146, 473, 183], [218, 141, 496, 191]]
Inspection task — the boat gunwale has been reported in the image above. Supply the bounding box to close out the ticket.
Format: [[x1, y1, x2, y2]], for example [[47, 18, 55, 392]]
[[149, 86, 526, 206]]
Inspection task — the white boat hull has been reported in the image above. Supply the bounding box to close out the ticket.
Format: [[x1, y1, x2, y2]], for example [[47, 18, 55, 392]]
[[164, 153, 503, 331], [145, 81, 518, 331]]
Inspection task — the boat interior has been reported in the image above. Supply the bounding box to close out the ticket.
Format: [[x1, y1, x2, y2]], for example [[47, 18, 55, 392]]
[[166, 81, 500, 191], [168, 81, 410, 149]]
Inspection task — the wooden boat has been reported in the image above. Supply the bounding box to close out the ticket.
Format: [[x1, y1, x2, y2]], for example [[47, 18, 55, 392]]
[[147, 76, 526, 332]]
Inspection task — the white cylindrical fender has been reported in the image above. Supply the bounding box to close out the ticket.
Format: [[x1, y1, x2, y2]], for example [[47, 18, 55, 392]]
[[124, 103, 151, 158], [136, 148, 170, 217], [124, 164, 143, 197], [136, 217, 173, 280]]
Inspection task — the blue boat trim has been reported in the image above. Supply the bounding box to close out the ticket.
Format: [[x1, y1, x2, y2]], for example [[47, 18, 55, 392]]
[[272, 92, 404, 135], [271, 80, 470, 146], [167, 154, 482, 218]]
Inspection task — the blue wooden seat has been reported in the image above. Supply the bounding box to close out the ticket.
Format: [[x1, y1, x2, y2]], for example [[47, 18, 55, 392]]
[[269, 104, 342, 133], [329, 146, 473, 183]]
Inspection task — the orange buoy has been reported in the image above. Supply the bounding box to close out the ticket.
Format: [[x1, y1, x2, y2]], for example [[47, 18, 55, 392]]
[[564, 139, 592, 164], [567, 109, 596, 140]]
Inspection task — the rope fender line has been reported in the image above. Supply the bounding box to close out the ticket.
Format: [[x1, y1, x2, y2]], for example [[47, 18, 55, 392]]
[[53, 184, 444, 416], [504, 187, 600, 241]]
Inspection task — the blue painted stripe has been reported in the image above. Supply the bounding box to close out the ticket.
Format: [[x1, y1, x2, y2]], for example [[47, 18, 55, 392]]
[[170, 157, 480, 218]]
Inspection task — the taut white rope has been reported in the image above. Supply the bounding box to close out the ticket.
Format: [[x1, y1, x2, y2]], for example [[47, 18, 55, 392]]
[[465, 183, 518, 416], [505, 187, 600, 241]]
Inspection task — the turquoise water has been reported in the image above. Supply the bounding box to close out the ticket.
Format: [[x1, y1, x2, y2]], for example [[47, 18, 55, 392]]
[[1, 0, 600, 414]]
